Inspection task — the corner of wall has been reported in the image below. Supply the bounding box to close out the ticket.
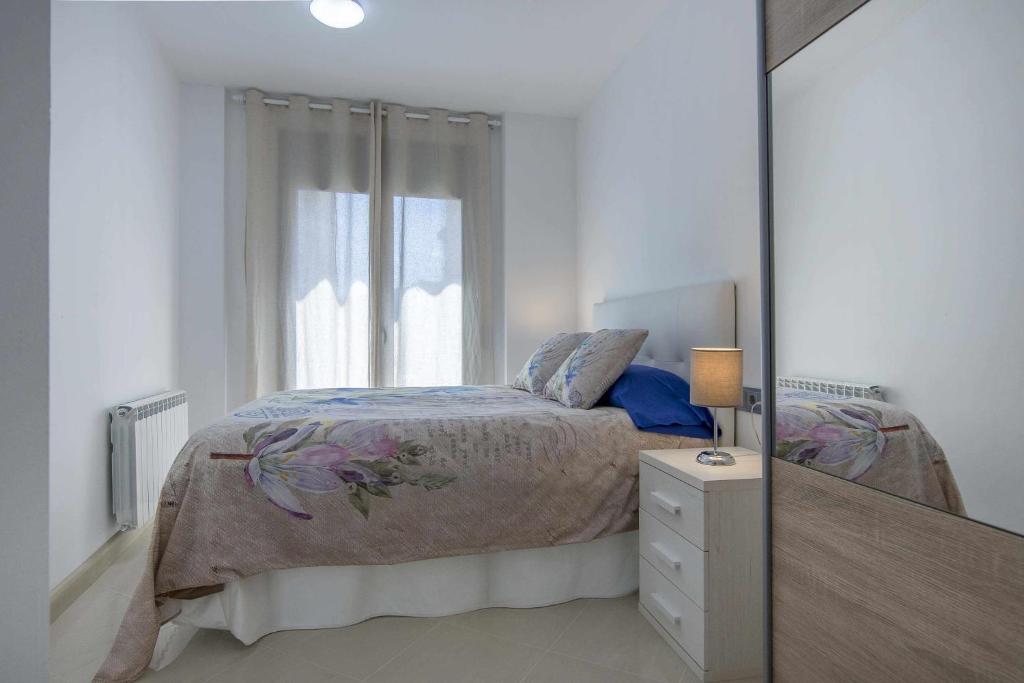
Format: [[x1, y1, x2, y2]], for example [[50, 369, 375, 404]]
[[178, 83, 228, 431], [1, 0, 50, 677], [48, 0, 187, 589], [502, 113, 581, 379]]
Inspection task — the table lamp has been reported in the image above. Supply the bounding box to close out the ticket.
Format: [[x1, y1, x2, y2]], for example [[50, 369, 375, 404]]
[[690, 347, 743, 466]]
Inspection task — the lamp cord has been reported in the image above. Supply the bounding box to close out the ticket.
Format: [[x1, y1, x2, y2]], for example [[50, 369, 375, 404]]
[[750, 401, 763, 448]]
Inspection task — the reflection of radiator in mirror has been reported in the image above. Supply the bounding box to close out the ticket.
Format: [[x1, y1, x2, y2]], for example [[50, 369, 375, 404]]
[[110, 391, 188, 530], [777, 376, 884, 402]]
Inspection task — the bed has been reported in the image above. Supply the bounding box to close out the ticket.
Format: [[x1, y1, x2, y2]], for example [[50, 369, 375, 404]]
[[96, 281, 737, 682], [775, 385, 965, 514]]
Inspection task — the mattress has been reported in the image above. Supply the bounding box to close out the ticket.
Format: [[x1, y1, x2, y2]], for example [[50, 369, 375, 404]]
[[97, 384, 708, 682], [775, 388, 965, 514]]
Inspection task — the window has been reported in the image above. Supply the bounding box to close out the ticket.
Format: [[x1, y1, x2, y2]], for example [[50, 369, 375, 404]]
[[245, 97, 495, 395], [391, 196, 462, 387], [289, 192, 463, 389], [292, 191, 371, 389]]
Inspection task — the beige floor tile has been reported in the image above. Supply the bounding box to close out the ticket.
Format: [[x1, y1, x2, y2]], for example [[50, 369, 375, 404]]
[[523, 651, 665, 683], [366, 623, 543, 683], [205, 646, 358, 683], [138, 628, 252, 683], [262, 616, 438, 680], [49, 587, 131, 682], [92, 539, 149, 597], [49, 666, 99, 683], [548, 594, 689, 683], [256, 625, 318, 651], [441, 599, 586, 649], [52, 544, 704, 683]]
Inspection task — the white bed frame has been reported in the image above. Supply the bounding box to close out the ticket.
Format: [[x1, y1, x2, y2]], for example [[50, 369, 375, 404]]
[[151, 281, 738, 669]]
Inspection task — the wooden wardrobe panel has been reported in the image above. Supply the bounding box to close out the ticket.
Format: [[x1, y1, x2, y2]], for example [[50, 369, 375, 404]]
[[772, 459, 1024, 682], [765, 0, 869, 71]]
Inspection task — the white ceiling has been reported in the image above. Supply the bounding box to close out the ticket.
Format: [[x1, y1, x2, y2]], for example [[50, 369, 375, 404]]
[[127, 0, 671, 117]]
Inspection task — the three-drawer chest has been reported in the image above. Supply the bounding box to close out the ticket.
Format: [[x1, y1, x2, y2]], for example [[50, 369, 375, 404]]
[[638, 448, 763, 682]]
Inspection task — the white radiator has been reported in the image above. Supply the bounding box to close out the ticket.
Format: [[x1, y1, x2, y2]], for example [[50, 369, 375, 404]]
[[110, 390, 188, 530], [777, 376, 885, 401]]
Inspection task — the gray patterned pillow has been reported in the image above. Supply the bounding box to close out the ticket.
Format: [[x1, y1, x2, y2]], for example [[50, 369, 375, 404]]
[[512, 332, 590, 394], [543, 329, 649, 409]]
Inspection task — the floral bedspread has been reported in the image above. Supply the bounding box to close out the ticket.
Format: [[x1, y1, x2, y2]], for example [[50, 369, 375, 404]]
[[776, 389, 965, 514], [96, 385, 706, 682]]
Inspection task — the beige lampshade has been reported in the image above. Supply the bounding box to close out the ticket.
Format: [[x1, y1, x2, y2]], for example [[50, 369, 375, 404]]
[[690, 348, 743, 408]]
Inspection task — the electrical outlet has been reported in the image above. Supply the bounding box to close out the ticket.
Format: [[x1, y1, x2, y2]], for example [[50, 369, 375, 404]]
[[741, 387, 762, 414]]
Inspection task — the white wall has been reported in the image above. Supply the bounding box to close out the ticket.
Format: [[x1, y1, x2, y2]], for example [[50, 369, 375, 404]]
[[503, 113, 579, 380], [0, 0, 50, 677], [225, 99, 249, 409], [50, 2, 181, 588], [179, 85, 227, 430], [772, 0, 1024, 534], [576, 0, 761, 447]]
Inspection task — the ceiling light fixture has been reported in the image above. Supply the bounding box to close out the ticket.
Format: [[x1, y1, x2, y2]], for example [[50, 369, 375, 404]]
[[309, 0, 365, 29]]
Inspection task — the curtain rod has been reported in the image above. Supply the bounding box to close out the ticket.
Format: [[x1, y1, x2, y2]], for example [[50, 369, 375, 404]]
[[230, 92, 501, 128]]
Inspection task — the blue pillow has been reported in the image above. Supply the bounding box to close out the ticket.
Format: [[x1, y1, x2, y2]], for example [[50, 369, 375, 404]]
[[600, 364, 716, 439]]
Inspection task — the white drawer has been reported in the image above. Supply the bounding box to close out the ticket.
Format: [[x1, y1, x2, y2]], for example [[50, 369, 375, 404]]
[[640, 462, 705, 549], [639, 557, 705, 668], [639, 509, 707, 609]]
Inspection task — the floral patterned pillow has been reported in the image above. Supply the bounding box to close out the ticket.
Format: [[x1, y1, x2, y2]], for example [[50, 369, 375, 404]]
[[543, 329, 649, 409], [512, 332, 590, 394]]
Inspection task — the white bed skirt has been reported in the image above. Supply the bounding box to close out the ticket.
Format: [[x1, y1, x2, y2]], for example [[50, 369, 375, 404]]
[[151, 531, 639, 670]]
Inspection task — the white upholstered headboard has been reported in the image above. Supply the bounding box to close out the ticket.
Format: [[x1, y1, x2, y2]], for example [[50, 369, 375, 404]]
[[593, 281, 737, 443]]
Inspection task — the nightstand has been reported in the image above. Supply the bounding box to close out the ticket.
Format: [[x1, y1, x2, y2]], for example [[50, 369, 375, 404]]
[[638, 447, 763, 682]]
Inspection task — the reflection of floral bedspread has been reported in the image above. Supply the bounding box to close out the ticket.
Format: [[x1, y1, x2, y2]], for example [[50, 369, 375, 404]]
[[97, 385, 706, 682], [776, 389, 965, 514]]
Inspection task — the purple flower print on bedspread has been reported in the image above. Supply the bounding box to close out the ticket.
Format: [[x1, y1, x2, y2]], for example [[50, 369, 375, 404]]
[[775, 401, 887, 480], [214, 420, 455, 520]]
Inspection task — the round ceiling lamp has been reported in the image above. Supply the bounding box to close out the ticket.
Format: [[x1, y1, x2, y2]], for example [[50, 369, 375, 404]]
[[309, 0, 365, 29]]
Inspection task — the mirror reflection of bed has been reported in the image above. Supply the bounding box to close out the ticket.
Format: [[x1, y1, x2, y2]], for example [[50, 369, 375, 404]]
[[774, 377, 964, 516]]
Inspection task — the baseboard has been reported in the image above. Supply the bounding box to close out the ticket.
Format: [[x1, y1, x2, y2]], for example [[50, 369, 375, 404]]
[[49, 522, 152, 623]]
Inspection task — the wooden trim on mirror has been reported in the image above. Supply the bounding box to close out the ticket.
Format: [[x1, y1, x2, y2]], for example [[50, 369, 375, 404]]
[[772, 459, 1024, 682], [755, 0, 775, 678], [765, 0, 870, 71]]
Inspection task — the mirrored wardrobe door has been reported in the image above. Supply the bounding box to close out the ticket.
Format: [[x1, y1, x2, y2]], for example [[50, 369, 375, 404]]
[[771, 0, 1024, 533], [763, 0, 1024, 680]]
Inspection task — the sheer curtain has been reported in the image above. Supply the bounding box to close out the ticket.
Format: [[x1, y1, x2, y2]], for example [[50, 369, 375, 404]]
[[245, 93, 376, 396], [379, 104, 493, 387], [245, 91, 494, 397], [290, 190, 371, 389], [390, 195, 463, 386]]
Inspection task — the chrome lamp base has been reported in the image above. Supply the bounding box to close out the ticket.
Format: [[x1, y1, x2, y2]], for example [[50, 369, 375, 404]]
[[696, 449, 735, 466], [695, 406, 735, 466]]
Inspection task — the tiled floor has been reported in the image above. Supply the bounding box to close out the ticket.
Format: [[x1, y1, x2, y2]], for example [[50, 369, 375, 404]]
[[50, 540, 703, 683]]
